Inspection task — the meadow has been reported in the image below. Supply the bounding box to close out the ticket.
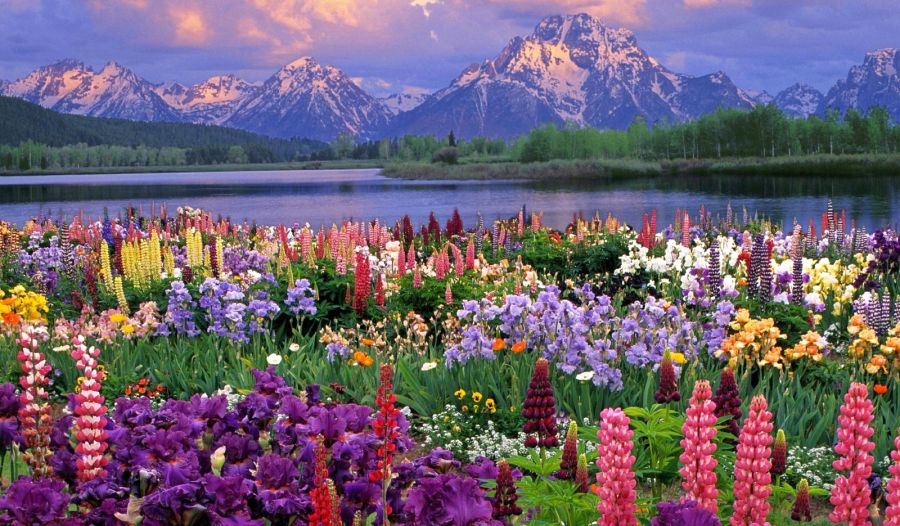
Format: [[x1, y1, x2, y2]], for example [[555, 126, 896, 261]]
[[0, 201, 898, 525]]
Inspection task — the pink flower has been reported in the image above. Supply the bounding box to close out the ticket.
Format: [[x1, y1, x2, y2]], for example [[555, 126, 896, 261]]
[[596, 407, 637, 526], [829, 382, 875, 526], [70, 335, 109, 482], [16, 326, 54, 478], [731, 395, 773, 526], [679, 380, 718, 512], [886, 427, 900, 526]]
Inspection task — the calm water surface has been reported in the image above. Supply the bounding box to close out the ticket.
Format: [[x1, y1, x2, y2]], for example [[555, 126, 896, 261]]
[[0, 169, 897, 231]]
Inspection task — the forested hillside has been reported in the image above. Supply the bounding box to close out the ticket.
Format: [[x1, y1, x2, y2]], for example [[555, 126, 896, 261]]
[[0, 96, 326, 159]]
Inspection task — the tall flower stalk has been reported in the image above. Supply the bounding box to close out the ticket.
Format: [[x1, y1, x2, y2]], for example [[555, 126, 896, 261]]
[[655, 349, 681, 404], [731, 394, 773, 526], [371, 363, 399, 525], [679, 380, 718, 513], [70, 335, 109, 482], [522, 358, 559, 450], [596, 407, 637, 526], [830, 382, 875, 526], [16, 326, 53, 478], [886, 427, 900, 526], [713, 368, 742, 442]]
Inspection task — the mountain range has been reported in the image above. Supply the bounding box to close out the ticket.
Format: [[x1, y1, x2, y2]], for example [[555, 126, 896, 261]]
[[1, 13, 897, 141]]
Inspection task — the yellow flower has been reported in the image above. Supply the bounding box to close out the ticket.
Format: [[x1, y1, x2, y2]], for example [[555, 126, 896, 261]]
[[121, 324, 135, 334], [454, 389, 466, 400], [669, 352, 686, 365], [485, 399, 497, 413], [461, 405, 468, 413], [472, 392, 483, 403], [452, 425, 461, 433], [110, 313, 127, 324]]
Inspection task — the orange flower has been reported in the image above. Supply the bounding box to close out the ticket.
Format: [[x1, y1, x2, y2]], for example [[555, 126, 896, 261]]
[[492, 338, 506, 351], [874, 384, 888, 395], [1, 311, 20, 325], [511, 341, 526, 353], [360, 338, 376, 346], [353, 351, 374, 367]]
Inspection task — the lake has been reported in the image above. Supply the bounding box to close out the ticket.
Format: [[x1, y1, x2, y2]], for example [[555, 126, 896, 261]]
[[0, 168, 897, 231]]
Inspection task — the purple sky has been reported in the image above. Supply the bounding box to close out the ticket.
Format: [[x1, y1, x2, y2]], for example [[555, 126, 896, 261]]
[[1, 0, 897, 97]]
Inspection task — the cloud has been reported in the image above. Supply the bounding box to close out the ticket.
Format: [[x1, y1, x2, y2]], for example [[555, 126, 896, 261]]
[[683, 0, 751, 7], [1, 0, 898, 97], [483, 0, 648, 27], [169, 7, 209, 45]]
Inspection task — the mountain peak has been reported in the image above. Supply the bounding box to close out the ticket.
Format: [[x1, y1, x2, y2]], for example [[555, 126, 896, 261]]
[[283, 56, 321, 71]]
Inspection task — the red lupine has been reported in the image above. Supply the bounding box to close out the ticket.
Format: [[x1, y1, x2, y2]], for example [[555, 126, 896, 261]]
[[731, 395, 774, 526], [596, 407, 637, 526], [493, 459, 522, 522], [309, 436, 340, 526], [557, 421, 578, 480], [772, 429, 787, 477], [793, 479, 812, 522], [830, 382, 875, 526], [713, 368, 742, 442], [371, 364, 400, 520], [679, 380, 718, 512], [575, 453, 590, 493], [522, 358, 558, 449], [655, 350, 681, 404]]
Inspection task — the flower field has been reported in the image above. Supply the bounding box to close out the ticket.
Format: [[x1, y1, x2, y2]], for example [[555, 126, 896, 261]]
[[0, 202, 899, 525]]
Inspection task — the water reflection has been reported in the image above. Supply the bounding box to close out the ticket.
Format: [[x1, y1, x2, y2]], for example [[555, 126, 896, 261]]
[[0, 169, 895, 230]]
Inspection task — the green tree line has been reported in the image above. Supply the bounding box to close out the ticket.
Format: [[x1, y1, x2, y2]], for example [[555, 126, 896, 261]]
[[327, 104, 900, 163]]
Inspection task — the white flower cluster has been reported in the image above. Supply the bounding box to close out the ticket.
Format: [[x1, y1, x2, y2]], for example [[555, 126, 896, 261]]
[[417, 405, 529, 463], [786, 445, 838, 490]]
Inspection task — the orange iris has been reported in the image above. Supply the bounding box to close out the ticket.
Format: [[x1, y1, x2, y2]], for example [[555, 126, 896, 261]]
[[492, 338, 506, 351], [874, 384, 888, 395], [511, 341, 526, 353]]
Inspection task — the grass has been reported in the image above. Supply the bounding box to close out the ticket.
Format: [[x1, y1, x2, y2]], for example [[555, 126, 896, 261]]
[[382, 158, 661, 180], [0, 159, 384, 176], [382, 153, 900, 181]]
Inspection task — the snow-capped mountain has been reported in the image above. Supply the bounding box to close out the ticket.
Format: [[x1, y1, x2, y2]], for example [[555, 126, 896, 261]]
[[1, 59, 181, 121], [157, 74, 258, 125], [772, 83, 823, 118], [745, 89, 774, 105], [227, 57, 392, 140], [390, 13, 754, 138], [379, 90, 429, 115], [821, 48, 900, 121]]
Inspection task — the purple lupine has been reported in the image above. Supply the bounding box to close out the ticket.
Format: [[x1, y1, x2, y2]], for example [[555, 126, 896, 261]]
[[747, 233, 765, 299], [708, 239, 721, 299]]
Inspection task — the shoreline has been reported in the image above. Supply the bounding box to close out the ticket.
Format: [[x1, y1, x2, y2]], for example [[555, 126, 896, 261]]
[[381, 154, 900, 180], [0, 159, 384, 177]]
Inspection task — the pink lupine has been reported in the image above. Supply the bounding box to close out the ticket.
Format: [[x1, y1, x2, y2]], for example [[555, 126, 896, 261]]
[[70, 335, 109, 481], [465, 236, 475, 271], [413, 267, 422, 289], [886, 427, 900, 526], [829, 382, 875, 526], [397, 248, 406, 275], [596, 408, 637, 526], [445, 283, 453, 303], [451, 243, 464, 276], [679, 380, 718, 512], [682, 212, 692, 247], [406, 244, 416, 268], [731, 395, 773, 526], [17, 326, 54, 478]]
